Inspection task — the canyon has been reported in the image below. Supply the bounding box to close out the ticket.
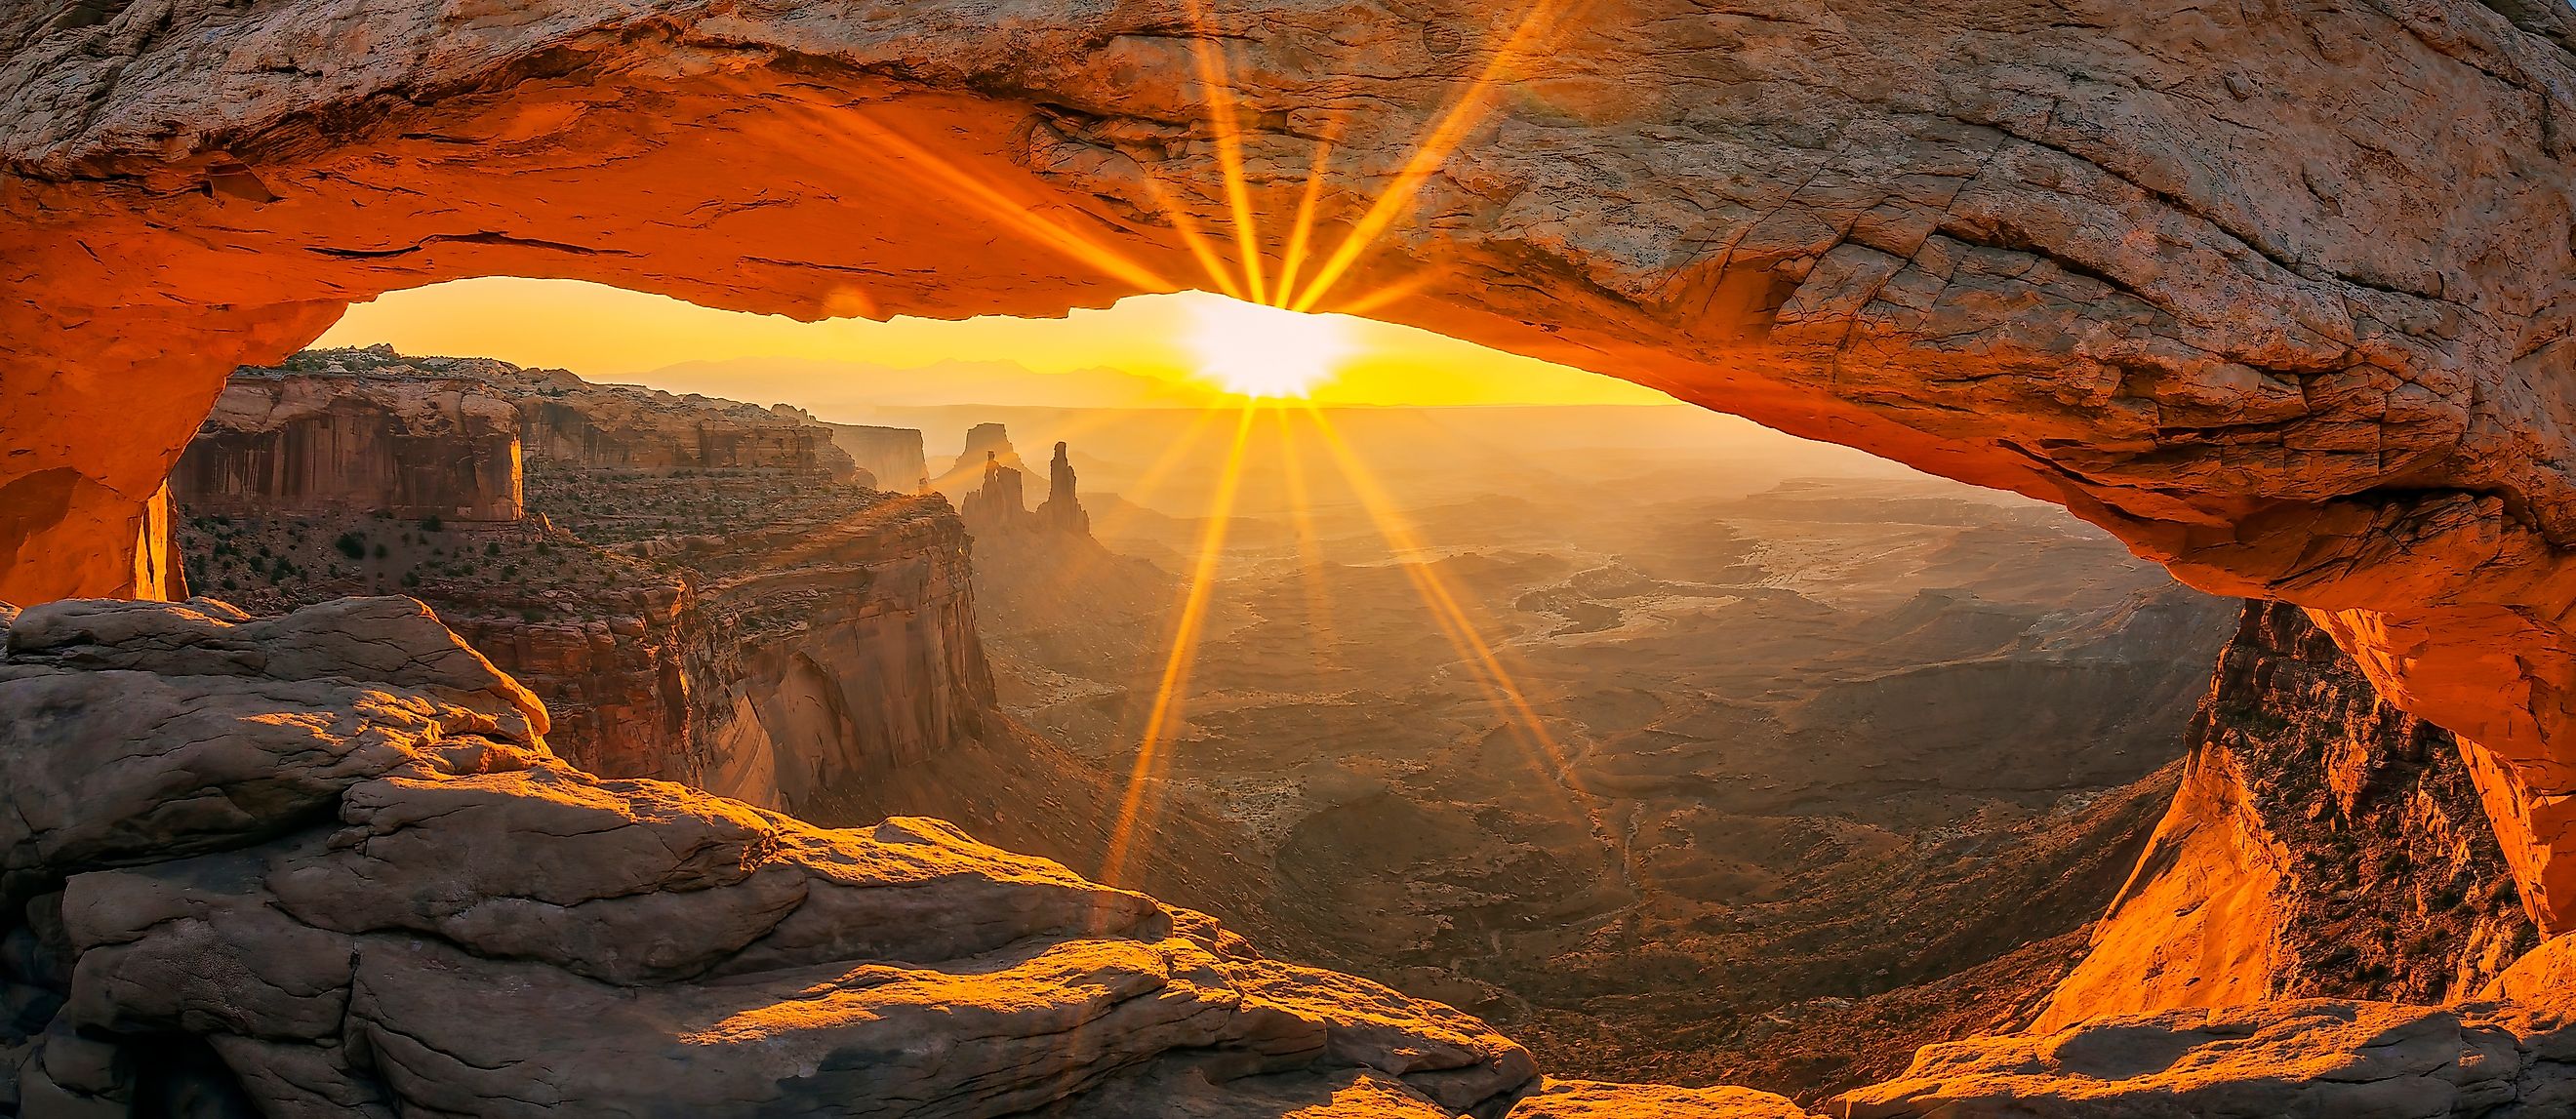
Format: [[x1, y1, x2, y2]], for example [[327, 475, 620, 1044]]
[[12, 0, 2576, 940], [7, 475, 2576, 1114], [958, 401, 2537, 1098], [170, 345, 988, 817], [9, 0, 2576, 1113], [119, 349, 2556, 1111]]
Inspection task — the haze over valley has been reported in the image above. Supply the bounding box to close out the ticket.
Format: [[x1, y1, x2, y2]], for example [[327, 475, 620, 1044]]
[[161, 343, 2268, 1100]]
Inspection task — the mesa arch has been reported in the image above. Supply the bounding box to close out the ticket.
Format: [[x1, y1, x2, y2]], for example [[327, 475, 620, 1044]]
[[8, 0, 2576, 957]]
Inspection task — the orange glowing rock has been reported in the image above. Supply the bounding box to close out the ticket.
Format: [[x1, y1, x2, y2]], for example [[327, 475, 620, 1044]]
[[5, 596, 1538, 1114], [10, 0, 2576, 941]]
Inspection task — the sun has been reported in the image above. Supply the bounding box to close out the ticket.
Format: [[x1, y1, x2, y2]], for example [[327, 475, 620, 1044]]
[[1184, 295, 1356, 399]]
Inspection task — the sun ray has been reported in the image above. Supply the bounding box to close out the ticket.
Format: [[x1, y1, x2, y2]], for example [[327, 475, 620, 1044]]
[[1182, 0, 1273, 305], [1311, 265, 1447, 320], [1138, 175, 1250, 301], [1271, 406, 1343, 668], [1294, 404, 1593, 802], [774, 94, 1178, 296], [1286, 0, 1578, 312], [1274, 134, 1340, 307], [1100, 403, 1262, 886], [1082, 408, 1226, 544]]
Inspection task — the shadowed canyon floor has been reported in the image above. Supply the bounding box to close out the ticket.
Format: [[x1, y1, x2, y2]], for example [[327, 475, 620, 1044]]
[[960, 404, 2241, 1097], [165, 348, 1303, 953], [97, 352, 2576, 1114], [169, 354, 2255, 1098], [8, 592, 2576, 1115], [12, 0, 2576, 1108], [20, 0, 2576, 947]]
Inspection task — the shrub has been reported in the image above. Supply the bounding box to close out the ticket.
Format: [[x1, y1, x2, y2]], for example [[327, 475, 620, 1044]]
[[419, 514, 444, 532], [486, 541, 503, 557], [400, 570, 421, 588], [374, 543, 388, 559], [334, 532, 366, 559]]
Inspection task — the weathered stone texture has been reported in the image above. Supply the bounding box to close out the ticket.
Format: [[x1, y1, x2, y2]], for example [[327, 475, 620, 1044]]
[[177, 365, 524, 522], [0, 596, 1536, 1117], [9, 0, 2576, 928], [172, 350, 988, 816], [2040, 601, 2537, 1026]]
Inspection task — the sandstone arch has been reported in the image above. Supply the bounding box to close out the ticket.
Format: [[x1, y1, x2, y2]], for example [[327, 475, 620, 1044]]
[[9, 0, 2576, 939]]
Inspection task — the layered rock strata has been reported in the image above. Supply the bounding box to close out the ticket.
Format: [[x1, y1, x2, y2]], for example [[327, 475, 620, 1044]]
[[12, 0, 2576, 936], [6, 595, 2576, 1119], [175, 359, 523, 522], [173, 350, 989, 817], [507, 367, 859, 480], [2040, 602, 2537, 1026], [774, 405, 928, 493], [0, 595, 1549, 1118]]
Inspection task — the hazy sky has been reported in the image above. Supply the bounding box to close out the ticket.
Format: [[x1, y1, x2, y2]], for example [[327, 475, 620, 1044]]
[[313, 278, 1674, 409]]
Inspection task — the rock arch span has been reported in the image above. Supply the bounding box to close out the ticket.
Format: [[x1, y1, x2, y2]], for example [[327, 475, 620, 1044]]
[[9, 0, 2576, 938]]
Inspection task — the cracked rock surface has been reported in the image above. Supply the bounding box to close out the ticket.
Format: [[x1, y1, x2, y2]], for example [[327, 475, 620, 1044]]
[[8, 0, 2576, 933], [0, 596, 1541, 1116]]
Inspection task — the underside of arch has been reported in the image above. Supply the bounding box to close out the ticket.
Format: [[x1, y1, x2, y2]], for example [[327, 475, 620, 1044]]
[[9, 0, 2576, 934]]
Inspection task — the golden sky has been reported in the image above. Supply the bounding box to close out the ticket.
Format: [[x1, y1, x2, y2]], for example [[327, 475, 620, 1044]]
[[313, 278, 1675, 409]]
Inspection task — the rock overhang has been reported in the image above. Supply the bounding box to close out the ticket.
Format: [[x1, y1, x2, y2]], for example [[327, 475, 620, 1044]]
[[9, 0, 2576, 930]]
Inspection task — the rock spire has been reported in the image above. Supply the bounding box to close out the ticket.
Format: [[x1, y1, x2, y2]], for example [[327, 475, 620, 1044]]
[[1037, 441, 1088, 536]]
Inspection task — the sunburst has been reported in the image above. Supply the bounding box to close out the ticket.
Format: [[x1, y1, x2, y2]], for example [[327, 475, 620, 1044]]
[[1002, 0, 1592, 888]]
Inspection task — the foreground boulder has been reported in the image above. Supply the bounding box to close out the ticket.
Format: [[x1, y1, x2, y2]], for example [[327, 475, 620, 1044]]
[[17, 593, 2576, 1118], [0, 597, 1538, 1116], [16, 0, 2576, 953]]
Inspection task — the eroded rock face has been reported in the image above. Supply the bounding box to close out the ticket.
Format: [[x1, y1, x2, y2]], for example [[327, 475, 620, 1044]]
[[6, 0, 2576, 929], [0, 596, 1539, 1116], [173, 350, 992, 817], [176, 359, 524, 522], [2039, 601, 2536, 1027], [774, 405, 927, 492]]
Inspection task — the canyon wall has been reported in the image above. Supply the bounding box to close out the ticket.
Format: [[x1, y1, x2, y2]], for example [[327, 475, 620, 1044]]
[[14, 0, 2576, 936], [9, 597, 2576, 1117], [2039, 601, 2537, 1026], [175, 360, 523, 522], [683, 499, 994, 811], [172, 348, 991, 818], [0, 596, 1554, 1118], [507, 370, 857, 480], [773, 405, 929, 492]]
